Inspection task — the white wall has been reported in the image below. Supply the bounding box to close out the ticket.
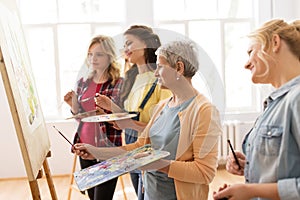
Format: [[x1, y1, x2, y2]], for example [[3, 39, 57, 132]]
[[1, 0, 300, 179], [0, 76, 26, 178], [254, 0, 300, 25], [272, 0, 300, 21], [125, 0, 154, 27]]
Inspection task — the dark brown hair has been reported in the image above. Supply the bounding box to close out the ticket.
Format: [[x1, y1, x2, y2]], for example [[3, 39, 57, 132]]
[[119, 25, 161, 107]]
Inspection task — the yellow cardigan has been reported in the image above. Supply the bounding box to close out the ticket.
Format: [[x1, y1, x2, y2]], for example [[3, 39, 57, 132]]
[[124, 93, 222, 200]]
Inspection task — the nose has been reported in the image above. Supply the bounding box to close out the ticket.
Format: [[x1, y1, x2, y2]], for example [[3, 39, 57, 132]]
[[244, 60, 251, 69], [92, 54, 97, 59], [123, 44, 129, 52], [123, 48, 129, 57]]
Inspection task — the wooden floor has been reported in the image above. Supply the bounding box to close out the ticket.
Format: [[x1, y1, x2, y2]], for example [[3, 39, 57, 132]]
[[0, 167, 244, 200]]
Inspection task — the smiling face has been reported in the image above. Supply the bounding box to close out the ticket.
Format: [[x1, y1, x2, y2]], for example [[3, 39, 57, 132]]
[[244, 41, 272, 84], [123, 34, 146, 65], [155, 55, 178, 89], [87, 43, 110, 71]]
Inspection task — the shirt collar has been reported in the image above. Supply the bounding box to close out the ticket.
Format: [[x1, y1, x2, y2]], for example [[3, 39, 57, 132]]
[[263, 75, 300, 109]]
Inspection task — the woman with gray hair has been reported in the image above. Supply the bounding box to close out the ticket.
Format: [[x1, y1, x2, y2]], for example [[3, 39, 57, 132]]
[[73, 39, 222, 200]]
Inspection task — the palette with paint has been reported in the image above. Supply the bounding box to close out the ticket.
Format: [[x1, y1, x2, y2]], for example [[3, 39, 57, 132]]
[[73, 144, 170, 191], [81, 112, 137, 122]]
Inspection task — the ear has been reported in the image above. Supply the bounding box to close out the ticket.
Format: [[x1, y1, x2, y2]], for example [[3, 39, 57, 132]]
[[272, 34, 281, 53], [176, 61, 185, 75]]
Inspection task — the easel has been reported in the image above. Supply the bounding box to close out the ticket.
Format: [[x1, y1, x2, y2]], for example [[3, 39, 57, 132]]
[[67, 155, 89, 200], [0, 48, 58, 200], [0, 0, 58, 197], [30, 152, 58, 200]]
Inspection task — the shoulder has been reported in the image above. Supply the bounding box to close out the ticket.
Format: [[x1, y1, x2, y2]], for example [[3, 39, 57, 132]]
[[115, 77, 124, 83], [159, 97, 172, 105], [288, 84, 300, 98], [287, 85, 300, 108], [184, 94, 219, 120], [76, 77, 84, 84], [77, 77, 90, 87], [107, 77, 123, 87], [193, 93, 213, 108]]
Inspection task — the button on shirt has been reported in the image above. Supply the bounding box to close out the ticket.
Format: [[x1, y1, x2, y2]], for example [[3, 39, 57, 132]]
[[242, 75, 300, 200]]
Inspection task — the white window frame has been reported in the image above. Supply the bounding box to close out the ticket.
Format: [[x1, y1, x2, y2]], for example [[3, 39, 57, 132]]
[[19, 0, 284, 122]]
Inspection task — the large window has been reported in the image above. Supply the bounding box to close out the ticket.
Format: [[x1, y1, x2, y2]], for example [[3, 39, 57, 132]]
[[154, 0, 257, 114], [18, 0, 125, 119], [17, 0, 261, 121]]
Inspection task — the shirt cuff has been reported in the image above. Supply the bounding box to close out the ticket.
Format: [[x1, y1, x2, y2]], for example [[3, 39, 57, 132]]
[[70, 109, 77, 115], [278, 178, 300, 200]]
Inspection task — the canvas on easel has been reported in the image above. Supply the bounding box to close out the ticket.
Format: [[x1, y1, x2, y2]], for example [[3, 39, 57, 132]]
[[0, 0, 57, 199]]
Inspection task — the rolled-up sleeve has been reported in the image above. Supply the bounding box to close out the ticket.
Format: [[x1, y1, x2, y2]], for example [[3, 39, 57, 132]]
[[278, 178, 300, 200]]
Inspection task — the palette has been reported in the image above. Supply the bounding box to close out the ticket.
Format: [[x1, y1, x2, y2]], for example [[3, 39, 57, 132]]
[[81, 113, 137, 122], [73, 144, 170, 191]]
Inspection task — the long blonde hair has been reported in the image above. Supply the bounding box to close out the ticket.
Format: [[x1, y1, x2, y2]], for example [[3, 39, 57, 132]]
[[86, 35, 121, 85]]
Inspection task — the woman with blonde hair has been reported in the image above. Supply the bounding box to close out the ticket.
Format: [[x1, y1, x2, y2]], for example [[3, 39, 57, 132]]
[[64, 35, 123, 200], [213, 19, 300, 200]]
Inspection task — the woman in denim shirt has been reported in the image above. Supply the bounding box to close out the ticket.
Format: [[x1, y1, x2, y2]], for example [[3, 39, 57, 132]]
[[213, 19, 300, 200]]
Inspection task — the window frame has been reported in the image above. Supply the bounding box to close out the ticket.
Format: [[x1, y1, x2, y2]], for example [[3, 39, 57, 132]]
[[19, 0, 267, 122]]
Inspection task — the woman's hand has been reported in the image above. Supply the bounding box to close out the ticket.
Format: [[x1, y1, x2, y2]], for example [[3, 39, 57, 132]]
[[213, 184, 251, 200], [112, 118, 132, 130], [213, 183, 280, 200], [64, 90, 76, 107], [94, 93, 123, 113], [72, 143, 95, 160], [94, 94, 114, 111], [213, 183, 230, 200], [226, 151, 246, 176], [64, 90, 79, 114]]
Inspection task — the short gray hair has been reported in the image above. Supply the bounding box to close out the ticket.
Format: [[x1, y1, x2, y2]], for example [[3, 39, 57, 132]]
[[155, 40, 199, 77]]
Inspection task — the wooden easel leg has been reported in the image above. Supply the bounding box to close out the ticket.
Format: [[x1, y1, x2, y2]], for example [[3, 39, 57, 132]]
[[119, 175, 127, 200], [29, 179, 41, 200], [43, 153, 58, 200], [67, 154, 78, 200]]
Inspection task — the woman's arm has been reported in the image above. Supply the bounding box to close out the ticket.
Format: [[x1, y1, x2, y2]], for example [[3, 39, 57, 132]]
[[112, 119, 147, 132], [95, 94, 123, 113], [213, 183, 280, 200], [73, 143, 127, 160]]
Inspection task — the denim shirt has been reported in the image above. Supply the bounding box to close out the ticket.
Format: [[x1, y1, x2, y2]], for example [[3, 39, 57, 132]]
[[242, 75, 300, 200]]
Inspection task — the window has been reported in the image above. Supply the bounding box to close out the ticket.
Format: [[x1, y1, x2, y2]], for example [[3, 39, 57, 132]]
[[154, 0, 258, 114], [18, 0, 262, 121], [18, 0, 125, 119]]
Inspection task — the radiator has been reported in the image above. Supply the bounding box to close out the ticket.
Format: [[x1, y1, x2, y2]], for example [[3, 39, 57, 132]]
[[218, 121, 254, 165]]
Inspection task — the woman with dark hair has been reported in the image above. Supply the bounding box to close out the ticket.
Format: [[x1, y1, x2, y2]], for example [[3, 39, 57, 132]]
[[94, 25, 171, 200]]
